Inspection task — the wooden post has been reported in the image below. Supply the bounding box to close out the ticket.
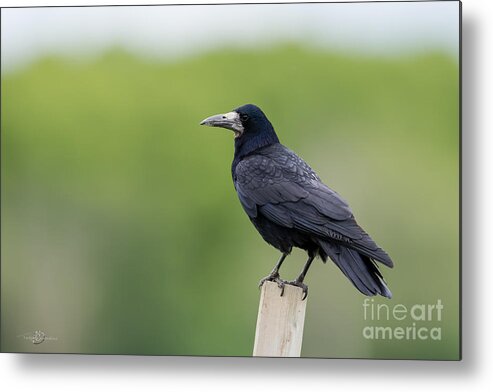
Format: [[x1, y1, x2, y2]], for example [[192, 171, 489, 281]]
[[253, 281, 307, 357]]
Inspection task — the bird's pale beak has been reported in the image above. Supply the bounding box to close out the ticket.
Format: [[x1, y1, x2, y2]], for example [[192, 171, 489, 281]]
[[200, 111, 243, 134]]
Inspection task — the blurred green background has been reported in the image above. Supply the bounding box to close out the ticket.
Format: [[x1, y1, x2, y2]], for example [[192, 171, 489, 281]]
[[1, 44, 459, 359]]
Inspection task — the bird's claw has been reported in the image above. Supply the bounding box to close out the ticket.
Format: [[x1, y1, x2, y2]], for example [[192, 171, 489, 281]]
[[258, 273, 287, 295], [285, 280, 309, 300], [259, 274, 308, 299]]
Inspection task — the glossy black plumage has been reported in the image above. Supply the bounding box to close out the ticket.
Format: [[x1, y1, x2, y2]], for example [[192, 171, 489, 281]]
[[203, 104, 393, 298]]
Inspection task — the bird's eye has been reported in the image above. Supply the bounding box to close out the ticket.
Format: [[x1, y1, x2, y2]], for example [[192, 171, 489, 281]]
[[240, 114, 249, 122]]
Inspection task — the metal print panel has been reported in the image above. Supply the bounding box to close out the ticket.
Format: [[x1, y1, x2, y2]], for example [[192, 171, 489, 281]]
[[0, 1, 461, 359]]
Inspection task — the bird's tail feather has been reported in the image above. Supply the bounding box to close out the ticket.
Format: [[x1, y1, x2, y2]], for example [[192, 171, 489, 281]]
[[350, 243, 394, 268], [318, 240, 392, 298]]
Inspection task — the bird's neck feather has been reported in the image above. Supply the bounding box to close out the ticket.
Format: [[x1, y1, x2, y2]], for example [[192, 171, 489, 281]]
[[232, 130, 279, 175], [234, 130, 279, 159]]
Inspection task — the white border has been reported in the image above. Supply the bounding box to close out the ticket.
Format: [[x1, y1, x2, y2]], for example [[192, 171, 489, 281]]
[[2, 0, 492, 391]]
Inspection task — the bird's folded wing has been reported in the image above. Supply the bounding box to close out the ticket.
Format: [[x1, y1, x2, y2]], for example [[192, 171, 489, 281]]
[[234, 152, 393, 268], [234, 153, 353, 226]]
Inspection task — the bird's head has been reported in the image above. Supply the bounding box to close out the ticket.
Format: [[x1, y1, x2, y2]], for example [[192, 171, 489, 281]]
[[200, 104, 279, 155]]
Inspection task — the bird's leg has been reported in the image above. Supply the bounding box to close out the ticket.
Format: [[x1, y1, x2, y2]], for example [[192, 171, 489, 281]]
[[258, 253, 288, 294], [286, 255, 315, 300]]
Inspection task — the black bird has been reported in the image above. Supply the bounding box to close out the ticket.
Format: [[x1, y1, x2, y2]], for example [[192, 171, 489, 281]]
[[200, 104, 393, 299]]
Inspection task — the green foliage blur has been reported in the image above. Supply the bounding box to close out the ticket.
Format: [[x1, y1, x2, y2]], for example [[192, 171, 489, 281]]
[[1, 45, 459, 359]]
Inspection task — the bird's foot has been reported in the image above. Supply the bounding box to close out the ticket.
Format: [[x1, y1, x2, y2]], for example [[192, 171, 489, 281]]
[[258, 273, 287, 295], [259, 274, 308, 299], [285, 280, 309, 300]]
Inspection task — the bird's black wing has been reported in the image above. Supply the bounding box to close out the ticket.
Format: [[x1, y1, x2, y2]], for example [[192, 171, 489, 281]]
[[234, 144, 393, 267]]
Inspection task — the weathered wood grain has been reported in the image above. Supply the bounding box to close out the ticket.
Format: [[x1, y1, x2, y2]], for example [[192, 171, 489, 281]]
[[253, 281, 307, 357]]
